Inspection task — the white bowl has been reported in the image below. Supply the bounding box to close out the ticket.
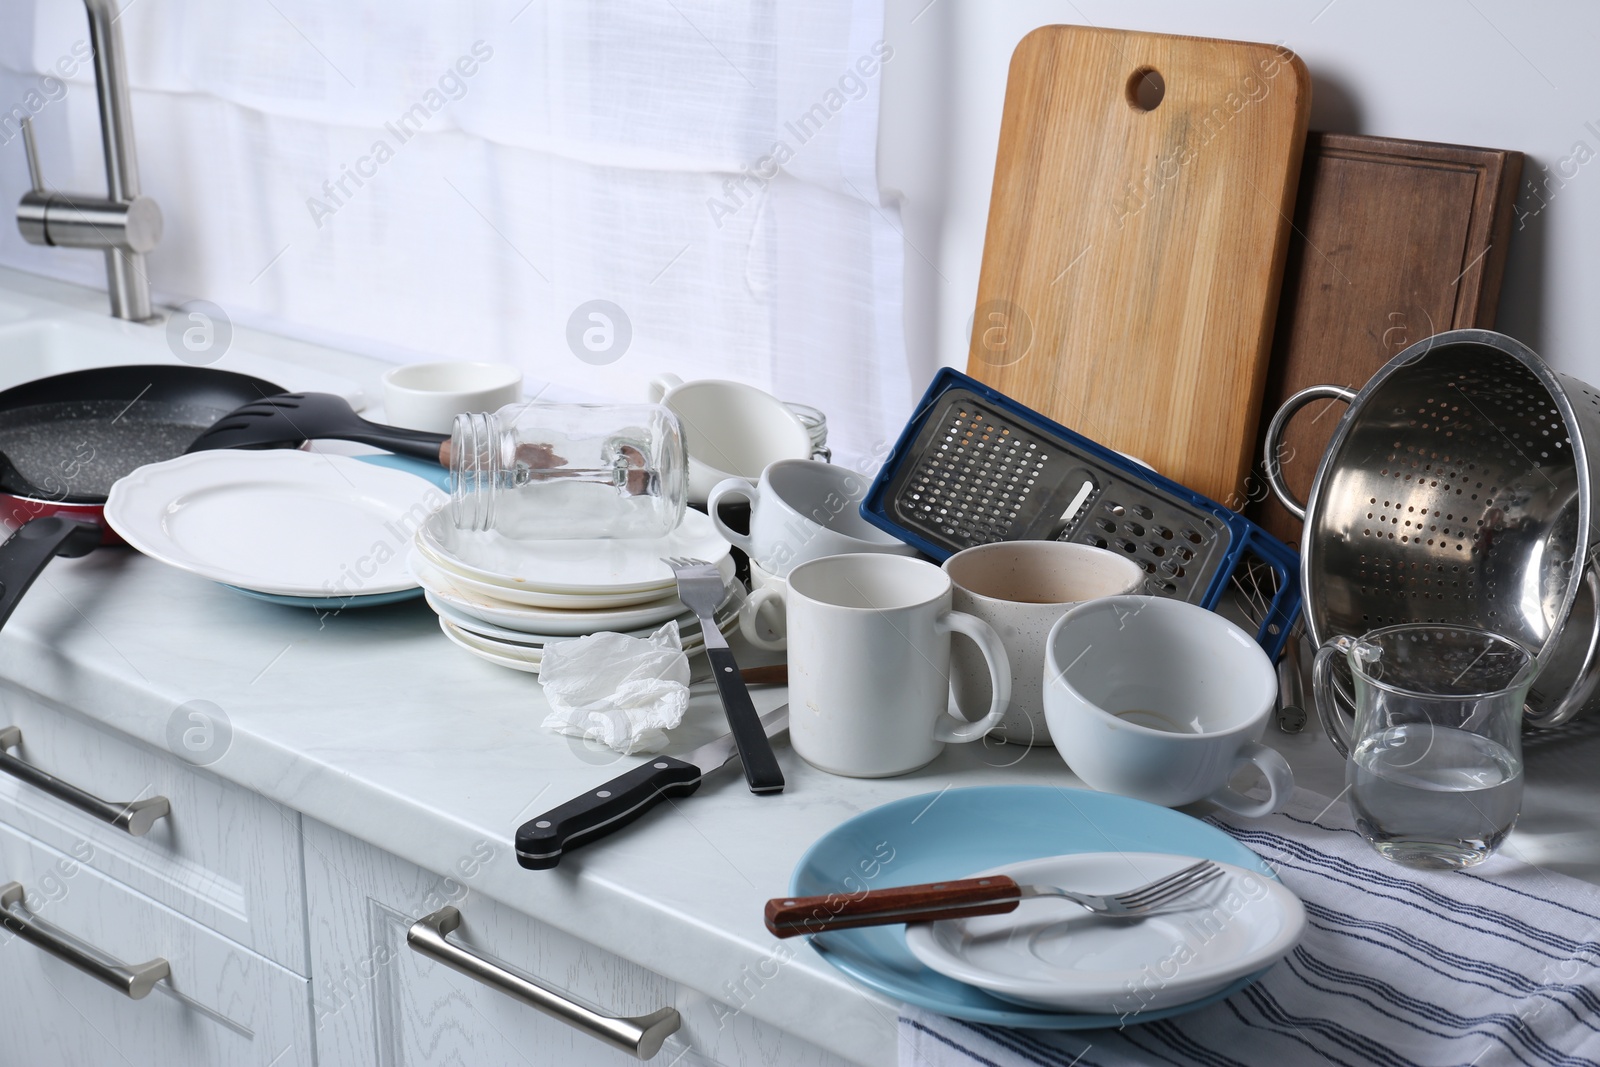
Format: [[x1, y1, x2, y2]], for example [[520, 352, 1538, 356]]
[[382, 361, 524, 433]]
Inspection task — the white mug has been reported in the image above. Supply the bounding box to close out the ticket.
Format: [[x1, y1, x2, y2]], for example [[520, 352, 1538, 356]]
[[1043, 595, 1292, 816], [944, 541, 1145, 746], [786, 554, 1011, 778], [382, 361, 523, 433], [709, 460, 915, 579], [646, 374, 812, 504]]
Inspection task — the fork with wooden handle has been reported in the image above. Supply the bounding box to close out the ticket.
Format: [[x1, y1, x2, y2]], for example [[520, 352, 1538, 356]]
[[764, 859, 1222, 937]]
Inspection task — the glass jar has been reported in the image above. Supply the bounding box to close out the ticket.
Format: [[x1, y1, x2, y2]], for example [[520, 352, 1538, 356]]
[[448, 402, 687, 539]]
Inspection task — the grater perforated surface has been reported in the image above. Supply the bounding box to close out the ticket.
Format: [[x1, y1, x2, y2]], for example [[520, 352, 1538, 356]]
[[884, 390, 1233, 602]]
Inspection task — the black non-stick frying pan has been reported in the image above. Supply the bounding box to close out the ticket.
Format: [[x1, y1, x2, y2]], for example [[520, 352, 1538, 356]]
[[0, 364, 285, 631]]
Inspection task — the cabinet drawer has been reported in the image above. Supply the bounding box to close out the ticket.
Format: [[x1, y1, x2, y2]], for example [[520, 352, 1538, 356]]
[[0, 682, 306, 973], [303, 819, 855, 1067], [0, 818, 313, 1066]]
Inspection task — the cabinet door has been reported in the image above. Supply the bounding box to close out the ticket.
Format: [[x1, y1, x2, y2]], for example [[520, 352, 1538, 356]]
[[302, 818, 857, 1067], [0, 682, 306, 972], [0, 818, 313, 1067]]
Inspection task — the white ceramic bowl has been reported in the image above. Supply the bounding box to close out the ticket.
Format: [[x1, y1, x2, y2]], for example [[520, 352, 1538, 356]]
[[648, 374, 812, 504], [382, 361, 524, 433]]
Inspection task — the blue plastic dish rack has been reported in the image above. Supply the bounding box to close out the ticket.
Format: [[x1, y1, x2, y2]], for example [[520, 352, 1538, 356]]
[[860, 369, 1301, 659]]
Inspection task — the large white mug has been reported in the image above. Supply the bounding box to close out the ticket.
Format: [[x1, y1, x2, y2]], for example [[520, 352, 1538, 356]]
[[944, 541, 1145, 746], [710, 459, 915, 579], [646, 374, 812, 504], [1043, 595, 1292, 816], [786, 554, 1011, 778]]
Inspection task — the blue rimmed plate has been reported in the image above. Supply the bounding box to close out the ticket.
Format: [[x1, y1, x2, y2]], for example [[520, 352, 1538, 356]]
[[789, 785, 1281, 1028]]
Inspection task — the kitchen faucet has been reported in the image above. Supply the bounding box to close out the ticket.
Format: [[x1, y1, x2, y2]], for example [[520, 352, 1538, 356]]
[[15, 0, 162, 322]]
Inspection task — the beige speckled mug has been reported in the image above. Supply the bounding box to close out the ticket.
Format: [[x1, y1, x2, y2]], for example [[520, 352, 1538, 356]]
[[944, 542, 1144, 746]]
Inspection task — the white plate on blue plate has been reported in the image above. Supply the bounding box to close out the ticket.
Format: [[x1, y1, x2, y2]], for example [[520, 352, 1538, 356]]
[[904, 852, 1303, 1013], [106, 450, 445, 597], [790, 785, 1286, 1028]]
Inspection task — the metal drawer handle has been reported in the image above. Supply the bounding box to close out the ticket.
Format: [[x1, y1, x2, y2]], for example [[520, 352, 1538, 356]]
[[0, 726, 170, 836], [407, 906, 680, 1060], [1, 881, 171, 998]]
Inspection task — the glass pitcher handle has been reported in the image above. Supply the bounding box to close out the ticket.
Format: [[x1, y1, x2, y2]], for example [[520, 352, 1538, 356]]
[[1311, 637, 1356, 758]]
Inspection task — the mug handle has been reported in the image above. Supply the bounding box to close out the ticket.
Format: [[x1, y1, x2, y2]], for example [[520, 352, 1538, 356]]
[[1206, 742, 1294, 819], [738, 586, 787, 652], [931, 611, 1011, 743], [646, 373, 684, 404], [706, 478, 758, 556], [1310, 637, 1356, 758]]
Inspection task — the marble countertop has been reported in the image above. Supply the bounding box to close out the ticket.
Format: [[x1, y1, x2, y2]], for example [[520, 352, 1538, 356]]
[[5, 272, 1600, 1067]]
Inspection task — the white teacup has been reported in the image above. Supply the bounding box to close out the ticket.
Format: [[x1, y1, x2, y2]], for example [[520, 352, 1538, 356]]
[[786, 554, 1011, 778], [944, 542, 1144, 746], [382, 361, 523, 433], [739, 560, 789, 651], [710, 459, 915, 580], [647, 374, 812, 504], [1043, 595, 1292, 816]]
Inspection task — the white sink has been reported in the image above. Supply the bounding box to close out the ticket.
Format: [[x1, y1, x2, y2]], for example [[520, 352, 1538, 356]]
[[0, 273, 365, 406]]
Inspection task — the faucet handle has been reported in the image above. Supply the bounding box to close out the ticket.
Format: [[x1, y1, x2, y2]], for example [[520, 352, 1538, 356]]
[[19, 118, 45, 195]]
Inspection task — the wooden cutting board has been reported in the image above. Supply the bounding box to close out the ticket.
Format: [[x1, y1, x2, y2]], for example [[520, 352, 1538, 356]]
[[1247, 132, 1523, 544], [966, 25, 1311, 504]]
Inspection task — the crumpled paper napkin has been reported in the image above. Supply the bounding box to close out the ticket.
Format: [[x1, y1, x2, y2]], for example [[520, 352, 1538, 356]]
[[538, 622, 691, 754]]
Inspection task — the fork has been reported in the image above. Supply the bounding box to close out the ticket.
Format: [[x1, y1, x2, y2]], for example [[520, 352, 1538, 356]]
[[663, 556, 785, 794], [764, 859, 1223, 937]]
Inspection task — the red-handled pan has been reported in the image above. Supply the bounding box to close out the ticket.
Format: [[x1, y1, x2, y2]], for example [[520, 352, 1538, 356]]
[[0, 363, 284, 629]]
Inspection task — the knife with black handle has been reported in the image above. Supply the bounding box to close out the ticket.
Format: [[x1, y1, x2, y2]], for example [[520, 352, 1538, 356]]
[[516, 705, 788, 870]]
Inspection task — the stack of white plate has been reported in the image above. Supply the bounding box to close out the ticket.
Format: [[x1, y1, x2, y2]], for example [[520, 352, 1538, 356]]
[[411, 507, 739, 674]]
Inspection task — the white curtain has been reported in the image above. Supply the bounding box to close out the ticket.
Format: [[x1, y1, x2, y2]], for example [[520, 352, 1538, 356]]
[[0, 0, 908, 467]]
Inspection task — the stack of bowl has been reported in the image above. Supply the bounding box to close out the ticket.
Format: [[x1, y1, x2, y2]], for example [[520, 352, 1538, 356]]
[[409, 507, 739, 673]]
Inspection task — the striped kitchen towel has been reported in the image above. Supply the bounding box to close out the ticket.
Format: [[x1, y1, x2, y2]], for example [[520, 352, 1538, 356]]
[[898, 788, 1600, 1067]]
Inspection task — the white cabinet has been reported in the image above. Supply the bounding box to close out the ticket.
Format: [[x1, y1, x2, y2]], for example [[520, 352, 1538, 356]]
[[0, 681, 307, 973], [302, 818, 856, 1067], [0, 816, 313, 1066]]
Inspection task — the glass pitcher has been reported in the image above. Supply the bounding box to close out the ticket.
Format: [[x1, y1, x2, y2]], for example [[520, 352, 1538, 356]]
[[1311, 624, 1538, 869], [447, 402, 687, 540]]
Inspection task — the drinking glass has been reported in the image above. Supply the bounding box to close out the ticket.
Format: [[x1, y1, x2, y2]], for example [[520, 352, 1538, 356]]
[[1312, 624, 1537, 870]]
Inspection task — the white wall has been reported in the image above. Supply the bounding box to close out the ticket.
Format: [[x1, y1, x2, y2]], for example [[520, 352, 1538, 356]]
[[879, 0, 1600, 395]]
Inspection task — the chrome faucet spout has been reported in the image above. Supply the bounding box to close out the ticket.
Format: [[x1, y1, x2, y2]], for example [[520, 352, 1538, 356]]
[[15, 0, 162, 322]]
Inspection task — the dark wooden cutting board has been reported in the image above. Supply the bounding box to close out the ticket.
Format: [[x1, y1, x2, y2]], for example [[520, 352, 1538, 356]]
[[1247, 132, 1523, 544]]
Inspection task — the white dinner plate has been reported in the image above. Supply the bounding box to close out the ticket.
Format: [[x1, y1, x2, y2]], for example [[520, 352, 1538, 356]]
[[413, 550, 687, 628], [408, 549, 735, 611], [416, 507, 729, 595], [106, 451, 444, 597], [425, 582, 741, 645], [439, 616, 730, 673], [903, 853, 1304, 1014]]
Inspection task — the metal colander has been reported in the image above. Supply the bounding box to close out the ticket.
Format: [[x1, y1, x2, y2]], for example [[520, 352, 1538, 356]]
[[1266, 329, 1600, 728]]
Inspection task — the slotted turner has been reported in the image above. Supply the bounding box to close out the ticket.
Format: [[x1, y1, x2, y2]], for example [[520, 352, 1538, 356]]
[[186, 392, 448, 462]]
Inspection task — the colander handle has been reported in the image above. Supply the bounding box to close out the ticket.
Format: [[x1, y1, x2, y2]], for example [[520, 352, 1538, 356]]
[[1263, 385, 1358, 520]]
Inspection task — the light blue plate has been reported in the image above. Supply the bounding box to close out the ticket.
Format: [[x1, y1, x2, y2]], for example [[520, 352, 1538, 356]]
[[790, 785, 1278, 1029], [222, 452, 447, 609], [225, 586, 424, 609]]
